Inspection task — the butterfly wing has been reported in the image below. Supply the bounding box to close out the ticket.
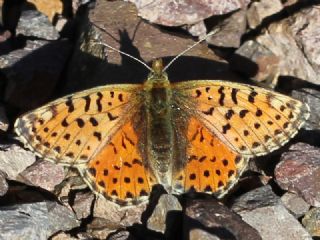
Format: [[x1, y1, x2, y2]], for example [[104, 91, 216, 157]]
[[171, 80, 309, 196], [79, 114, 157, 205], [14, 84, 143, 166], [172, 117, 249, 197], [172, 80, 310, 157]]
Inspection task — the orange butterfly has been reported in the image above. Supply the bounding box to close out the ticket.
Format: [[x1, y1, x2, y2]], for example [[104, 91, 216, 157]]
[[14, 58, 310, 205]]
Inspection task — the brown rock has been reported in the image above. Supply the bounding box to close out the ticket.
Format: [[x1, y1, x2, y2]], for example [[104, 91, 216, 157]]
[[66, 0, 237, 94], [18, 160, 65, 192], [275, 143, 320, 207], [302, 207, 320, 237], [289, 6, 320, 76], [207, 9, 247, 48], [184, 198, 262, 240], [51, 232, 78, 240], [128, 0, 250, 26], [233, 6, 320, 85], [246, 0, 283, 29]]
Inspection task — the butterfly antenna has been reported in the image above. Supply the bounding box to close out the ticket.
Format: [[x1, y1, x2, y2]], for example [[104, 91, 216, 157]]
[[163, 27, 221, 72], [97, 41, 153, 72]]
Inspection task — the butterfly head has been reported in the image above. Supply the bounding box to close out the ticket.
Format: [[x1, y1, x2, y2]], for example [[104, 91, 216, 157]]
[[145, 59, 169, 88]]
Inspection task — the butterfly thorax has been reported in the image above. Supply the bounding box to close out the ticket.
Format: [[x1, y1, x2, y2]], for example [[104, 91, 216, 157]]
[[143, 59, 174, 190]]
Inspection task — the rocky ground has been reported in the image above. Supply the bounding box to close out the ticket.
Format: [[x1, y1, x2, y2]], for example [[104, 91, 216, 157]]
[[0, 0, 320, 239]]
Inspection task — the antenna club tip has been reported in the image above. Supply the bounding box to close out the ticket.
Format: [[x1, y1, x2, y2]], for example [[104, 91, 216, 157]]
[[152, 58, 164, 75]]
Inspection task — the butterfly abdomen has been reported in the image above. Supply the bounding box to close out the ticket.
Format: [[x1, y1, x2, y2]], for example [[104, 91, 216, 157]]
[[144, 74, 174, 189]]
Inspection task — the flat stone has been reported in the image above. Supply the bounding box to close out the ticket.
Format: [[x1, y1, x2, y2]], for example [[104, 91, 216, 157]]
[[0, 144, 36, 180], [275, 143, 320, 207], [281, 192, 310, 218], [18, 160, 65, 192], [128, 0, 250, 26], [0, 201, 79, 239], [147, 194, 182, 234], [302, 207, 320, 237], [247, 0, 283, 28], [16, 9, 59, 40], [72, 191, 95, 220], [232, 185, 312, 240], [184, 198, 261, 240]]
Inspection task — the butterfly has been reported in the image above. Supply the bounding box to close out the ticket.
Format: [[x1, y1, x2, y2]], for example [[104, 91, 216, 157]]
[[14, 58, 310, 206]]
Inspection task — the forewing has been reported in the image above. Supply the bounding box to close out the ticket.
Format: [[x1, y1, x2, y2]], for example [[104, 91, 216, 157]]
[[172, 80, 310, 157], [15, 84, 142, 165]]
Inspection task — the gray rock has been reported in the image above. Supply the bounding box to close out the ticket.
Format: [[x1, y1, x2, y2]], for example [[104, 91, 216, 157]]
[[0, 144, 36, 180], [3, 39, 72, 110], [184, 198, 262, 240], [93, 196, 146, 227], [232, 185, 312, 240], [281, 192, 310, 218], [232, 185, 281, 212], [72, 192, 95, 220], [275, 143, 320, 207], [302, 207, 320, 237], [0, 201, 79, 240], [292, 88, 320, 131], [147, 194, 182, 234], [16, 10, 59, 40]]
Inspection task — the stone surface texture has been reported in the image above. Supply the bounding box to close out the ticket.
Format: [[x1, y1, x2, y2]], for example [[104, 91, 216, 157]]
[[275, 143, 320, 207]]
